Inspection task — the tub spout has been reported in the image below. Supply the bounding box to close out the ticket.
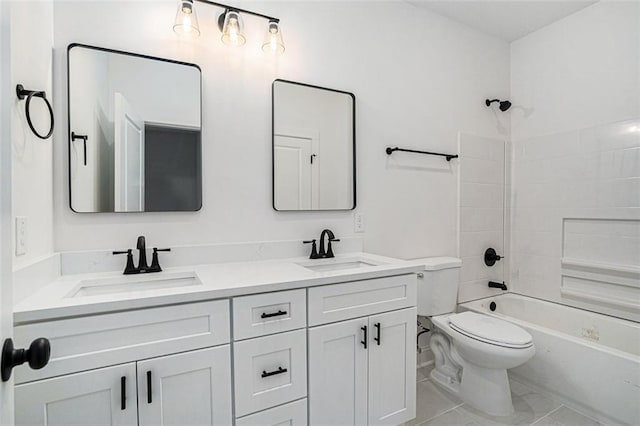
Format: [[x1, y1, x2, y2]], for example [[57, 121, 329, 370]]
[[488, 281, 508, 291]]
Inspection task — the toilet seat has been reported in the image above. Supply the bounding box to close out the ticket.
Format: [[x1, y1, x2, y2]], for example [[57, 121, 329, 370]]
[[448, 312, 533, 349]]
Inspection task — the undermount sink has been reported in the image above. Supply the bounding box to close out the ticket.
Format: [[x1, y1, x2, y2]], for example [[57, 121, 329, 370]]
[[298, 258, 382, 272], [66, 271, 202, 298]]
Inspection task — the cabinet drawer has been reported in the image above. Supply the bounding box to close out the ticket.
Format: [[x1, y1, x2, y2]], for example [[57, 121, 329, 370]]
[[236, 398, 307, 426], [307, 274, 417, 326], [233, 289, 306, 340], [234, 329, 307, 417], [14, 299, 230, 383]]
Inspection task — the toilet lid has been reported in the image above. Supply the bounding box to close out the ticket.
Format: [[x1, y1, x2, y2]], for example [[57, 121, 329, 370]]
[[448, 312, 533, 348]]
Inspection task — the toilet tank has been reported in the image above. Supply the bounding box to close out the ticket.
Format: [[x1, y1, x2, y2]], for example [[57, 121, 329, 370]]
[[409, 257, 462, 316]]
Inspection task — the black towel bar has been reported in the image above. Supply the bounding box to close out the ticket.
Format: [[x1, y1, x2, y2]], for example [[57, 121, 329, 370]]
[[385, 146, 458, 161]]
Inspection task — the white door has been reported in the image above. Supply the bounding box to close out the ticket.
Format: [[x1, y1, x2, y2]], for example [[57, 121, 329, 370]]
[[137, 346, 232, 426], [273, 135, 313, 210], [114, 92, 145, 212], [368, 308, 417, 426], [15, 363, 137, 426], [308, 317, 368, 426], [0, 1, 13, 423]]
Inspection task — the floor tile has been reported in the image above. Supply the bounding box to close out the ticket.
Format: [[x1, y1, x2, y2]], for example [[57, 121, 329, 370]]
[[417, 363, 435, 382], [532, 406, 602, 426], [406, 380, 464, 426], [455, 387, 561, 426], [422, 408, 481, 426]]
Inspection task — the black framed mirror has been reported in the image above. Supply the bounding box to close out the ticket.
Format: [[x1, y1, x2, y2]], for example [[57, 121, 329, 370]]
[[272, 79, 356, 211], [67, 44, 202, 213]]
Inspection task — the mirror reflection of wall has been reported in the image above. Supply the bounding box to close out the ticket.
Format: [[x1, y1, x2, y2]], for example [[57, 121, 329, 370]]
[[68, 44, 202, 213], [272, 80, 355, 211]]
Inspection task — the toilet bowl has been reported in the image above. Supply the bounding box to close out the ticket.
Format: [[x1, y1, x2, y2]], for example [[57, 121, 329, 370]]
[[410, 256, 535, 416], [429, 311, 535, 416]]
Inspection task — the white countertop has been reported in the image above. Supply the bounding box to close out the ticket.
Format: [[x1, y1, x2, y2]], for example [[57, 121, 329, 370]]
[[14, 252, 424, 324]]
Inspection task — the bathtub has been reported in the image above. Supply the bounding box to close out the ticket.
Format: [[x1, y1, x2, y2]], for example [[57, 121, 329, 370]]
[[460, 294, 640, 426]]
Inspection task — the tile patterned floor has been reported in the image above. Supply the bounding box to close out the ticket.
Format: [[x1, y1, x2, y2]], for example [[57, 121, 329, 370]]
[[408, 363, 604, 426]]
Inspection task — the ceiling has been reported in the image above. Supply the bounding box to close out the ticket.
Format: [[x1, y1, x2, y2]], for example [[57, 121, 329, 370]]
[[406, 1, 598, 42]]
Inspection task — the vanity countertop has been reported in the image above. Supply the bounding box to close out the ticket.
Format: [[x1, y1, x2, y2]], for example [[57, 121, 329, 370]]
[[14, 252, 424, 324]]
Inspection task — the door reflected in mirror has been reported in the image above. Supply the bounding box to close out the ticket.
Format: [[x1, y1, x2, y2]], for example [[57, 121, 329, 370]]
[[68, 44, 202, 213], [272, 80, 356, 211]]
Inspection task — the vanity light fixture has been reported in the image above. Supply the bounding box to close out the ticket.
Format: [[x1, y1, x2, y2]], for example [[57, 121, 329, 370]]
[[262, 20, 284, 54], [173, 0, 285, 54], [173, 0, 201, 36], [219, 10, 245, 46]]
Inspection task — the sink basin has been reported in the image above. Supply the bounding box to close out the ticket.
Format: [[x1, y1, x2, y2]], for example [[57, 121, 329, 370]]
[[66, 271, 202, 298], [298, 259, 382, 273]]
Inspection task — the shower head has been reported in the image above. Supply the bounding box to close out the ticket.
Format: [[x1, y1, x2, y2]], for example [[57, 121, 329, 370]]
[[485, 98, 512, 112]]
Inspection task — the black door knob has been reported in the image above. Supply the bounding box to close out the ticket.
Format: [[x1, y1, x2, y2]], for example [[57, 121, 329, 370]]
[[1, 337, 51, 382]]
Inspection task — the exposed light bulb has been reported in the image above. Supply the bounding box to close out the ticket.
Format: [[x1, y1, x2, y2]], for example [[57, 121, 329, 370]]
[[221, 10, 246, 47], [173, 0, 200, 37], [262, 20, 285, 54]]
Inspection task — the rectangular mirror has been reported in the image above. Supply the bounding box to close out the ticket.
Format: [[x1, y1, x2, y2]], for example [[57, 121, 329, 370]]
[[68, 44, 202, 213], [272, 79, 355, 211]]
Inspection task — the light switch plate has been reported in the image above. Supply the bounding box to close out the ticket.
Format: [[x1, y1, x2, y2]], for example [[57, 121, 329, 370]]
[[354, 213, 365, 233], [15, 216, 27, 256]]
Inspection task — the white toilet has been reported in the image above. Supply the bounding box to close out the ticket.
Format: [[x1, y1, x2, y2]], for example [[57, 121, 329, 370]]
[[415, 257, 535, 417]]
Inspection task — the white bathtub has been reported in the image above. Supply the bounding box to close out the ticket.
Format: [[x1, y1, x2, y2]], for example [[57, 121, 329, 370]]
[[461, 294, 640, 426]]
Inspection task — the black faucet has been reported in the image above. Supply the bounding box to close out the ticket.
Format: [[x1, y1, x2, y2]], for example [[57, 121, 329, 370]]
[[488, 281, 508, 291], [113, 236, 170, 274], [137, 236, 149, 273], [318, 229, 340, 258]]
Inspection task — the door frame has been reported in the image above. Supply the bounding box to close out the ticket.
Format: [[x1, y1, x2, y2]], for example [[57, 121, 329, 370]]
[[0, 1, 14, 423]]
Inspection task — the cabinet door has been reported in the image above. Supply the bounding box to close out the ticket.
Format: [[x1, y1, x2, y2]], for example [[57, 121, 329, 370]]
[[15, 363, 137, 426], [308, 317, 368, 426], [137, 345, 232, 426], [368, 308, 417, 425]]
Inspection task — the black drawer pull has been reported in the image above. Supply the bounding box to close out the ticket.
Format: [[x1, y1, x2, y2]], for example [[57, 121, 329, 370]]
[[120, 376, 126, 410], [374, 322, 381, 345], [261, 366, 288, 378], [147, 371, 152, 404], [261, 310, 287, 319], [361, 325, 368, 349]]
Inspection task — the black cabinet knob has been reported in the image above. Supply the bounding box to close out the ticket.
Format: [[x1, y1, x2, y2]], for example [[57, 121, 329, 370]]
[[1, 337, 51, 382]]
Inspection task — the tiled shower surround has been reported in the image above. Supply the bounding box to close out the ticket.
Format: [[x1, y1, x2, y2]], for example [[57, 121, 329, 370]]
[[510, 118, 640, 321], [458, 133, 509, 303]]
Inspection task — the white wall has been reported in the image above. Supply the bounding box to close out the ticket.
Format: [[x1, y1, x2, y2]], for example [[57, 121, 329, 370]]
[[510, 1, 640, 320], [51, 1, 510, 256], [10, 1, 54, 269]]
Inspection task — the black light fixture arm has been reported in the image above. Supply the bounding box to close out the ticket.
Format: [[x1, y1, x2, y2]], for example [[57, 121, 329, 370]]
[[386, 147, 458, 162], [194, 0, 279, 22]]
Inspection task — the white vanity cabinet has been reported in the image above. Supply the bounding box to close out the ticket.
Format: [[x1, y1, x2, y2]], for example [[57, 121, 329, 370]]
[[307, 275, 417, 426], [13, 300, 233, 426], [13, 264, 421, 426], [16, 346, 232, 426]]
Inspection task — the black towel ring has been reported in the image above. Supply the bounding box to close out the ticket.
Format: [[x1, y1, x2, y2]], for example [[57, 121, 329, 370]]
[[16, 84, 54, 140]]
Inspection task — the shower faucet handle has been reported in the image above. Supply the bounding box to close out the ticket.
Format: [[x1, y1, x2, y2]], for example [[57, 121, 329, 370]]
[[484, 248, 503, 267]]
